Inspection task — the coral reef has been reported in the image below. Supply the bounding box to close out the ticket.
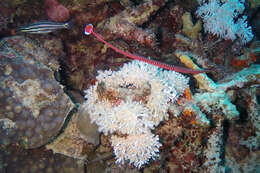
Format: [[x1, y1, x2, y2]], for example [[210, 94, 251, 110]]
[[64, 0, 185, 92], [0, 0, 259, 172], [0, 36, 74, 148], [174, 51, 260, 172]]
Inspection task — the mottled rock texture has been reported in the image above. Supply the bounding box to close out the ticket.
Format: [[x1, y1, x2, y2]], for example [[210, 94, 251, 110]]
[[0, 36, 74, 149]]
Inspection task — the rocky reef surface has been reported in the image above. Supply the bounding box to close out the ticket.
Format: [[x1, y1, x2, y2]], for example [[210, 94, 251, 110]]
[[0, 0, 259, 172], [0, 36, 74, 148]]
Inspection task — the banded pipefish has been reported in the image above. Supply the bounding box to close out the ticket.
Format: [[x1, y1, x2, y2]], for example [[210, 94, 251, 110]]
[[16, 20, 73, 34]]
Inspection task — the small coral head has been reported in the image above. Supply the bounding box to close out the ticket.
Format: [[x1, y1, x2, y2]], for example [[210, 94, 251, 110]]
[[84, 24, 93, 35]]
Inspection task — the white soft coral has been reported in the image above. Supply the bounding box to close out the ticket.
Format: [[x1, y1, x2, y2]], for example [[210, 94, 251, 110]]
[[196, 0, 253, 44], [83, 60, 189, 168], [111, 132, 161, 169]]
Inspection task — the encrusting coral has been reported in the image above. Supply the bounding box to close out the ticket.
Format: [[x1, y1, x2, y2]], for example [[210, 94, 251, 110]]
[[96, 0, 169, 47]]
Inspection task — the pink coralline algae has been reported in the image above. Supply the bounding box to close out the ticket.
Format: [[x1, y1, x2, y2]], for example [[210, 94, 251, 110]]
[[45, 0, 70, 22]]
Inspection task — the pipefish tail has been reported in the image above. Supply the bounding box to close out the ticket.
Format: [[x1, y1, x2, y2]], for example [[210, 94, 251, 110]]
[[84, 24, 211, 74], [16, 20, 74, 34]]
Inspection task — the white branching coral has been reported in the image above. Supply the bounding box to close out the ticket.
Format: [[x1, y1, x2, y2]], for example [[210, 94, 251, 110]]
[[83, 60, 189, 168], [111, 132, 162, 169], [196, 0, 253, 44]]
